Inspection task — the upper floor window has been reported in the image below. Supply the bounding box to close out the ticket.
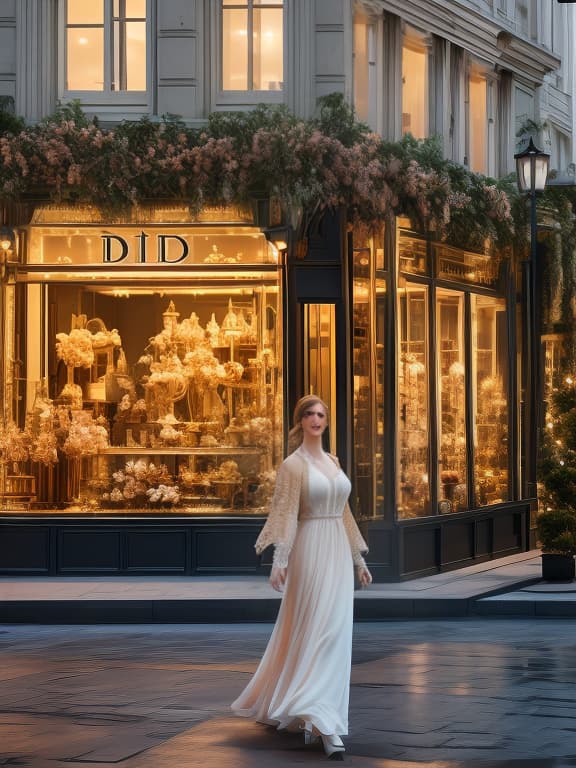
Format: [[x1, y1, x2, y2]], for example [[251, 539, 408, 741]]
[[221, 0, 283, 93], [353, 18, 377, 128], [468, 71, 488, 173], [65, 0, 146, 92], [402, 32, 428, 138]]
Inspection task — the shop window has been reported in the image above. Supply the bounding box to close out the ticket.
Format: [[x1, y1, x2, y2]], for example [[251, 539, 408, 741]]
[[351, 226, 387, 519], [303, 304, 336, 453], [437, 290, 468, 514], [220, 0, 284, 98], [352, 249, 373, 517], [472, 296, 509, 505], [8, 212, 283, 516], [468, 72, 488, 173], [398, 284, 430, 518], [64, 0, 147, 93], [353, 19, 377, 127], [402, 35, 428, 138]]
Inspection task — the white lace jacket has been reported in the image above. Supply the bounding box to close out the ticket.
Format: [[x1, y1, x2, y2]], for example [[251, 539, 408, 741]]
[[255, 450, 368, 569]]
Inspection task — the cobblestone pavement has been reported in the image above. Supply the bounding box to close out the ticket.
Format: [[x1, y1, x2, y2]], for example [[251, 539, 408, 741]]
[[1, 619, 576, 768]]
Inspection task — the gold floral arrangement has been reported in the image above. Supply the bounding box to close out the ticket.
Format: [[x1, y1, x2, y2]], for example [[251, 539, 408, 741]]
[[61, 410, 109, 458], [102, 459, 180, 507], [0, 421, 30, 470], [212, 460, 242, 483], [55, 329, 95, 369]]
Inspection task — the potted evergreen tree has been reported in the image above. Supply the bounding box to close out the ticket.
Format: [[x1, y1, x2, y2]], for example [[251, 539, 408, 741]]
[[536, 508, 576, 580], [538, 373, 576, 580]]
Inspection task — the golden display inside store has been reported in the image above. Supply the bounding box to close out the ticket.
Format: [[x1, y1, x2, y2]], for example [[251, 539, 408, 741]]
[[0, 206, 284, 515]]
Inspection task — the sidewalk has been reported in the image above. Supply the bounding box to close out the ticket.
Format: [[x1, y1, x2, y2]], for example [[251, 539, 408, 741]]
[[3, 549, 572, 622]]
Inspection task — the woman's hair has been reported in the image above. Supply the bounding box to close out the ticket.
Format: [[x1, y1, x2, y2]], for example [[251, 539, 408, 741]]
[[287, 394, 329, 454]]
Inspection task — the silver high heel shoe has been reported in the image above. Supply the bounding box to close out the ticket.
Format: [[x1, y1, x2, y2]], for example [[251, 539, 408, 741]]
[[320, 733, 345, 760]]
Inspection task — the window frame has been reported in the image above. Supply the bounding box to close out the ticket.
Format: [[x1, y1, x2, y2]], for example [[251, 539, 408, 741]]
[[59, 0, 151, 109], [212, 0, 286, 109]]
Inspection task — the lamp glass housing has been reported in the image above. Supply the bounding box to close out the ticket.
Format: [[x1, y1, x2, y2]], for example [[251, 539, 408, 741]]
[[514, 138, 550, 193]]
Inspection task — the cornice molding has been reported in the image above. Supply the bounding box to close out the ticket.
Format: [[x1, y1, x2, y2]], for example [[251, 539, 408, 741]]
[[354, 0, 561, 86]]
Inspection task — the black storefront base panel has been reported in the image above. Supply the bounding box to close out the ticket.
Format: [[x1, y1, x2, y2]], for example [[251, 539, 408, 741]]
[[0, 516, 267, 576]]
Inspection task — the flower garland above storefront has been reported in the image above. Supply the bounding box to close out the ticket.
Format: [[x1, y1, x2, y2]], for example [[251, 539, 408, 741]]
[[0, 95, 516, 253]]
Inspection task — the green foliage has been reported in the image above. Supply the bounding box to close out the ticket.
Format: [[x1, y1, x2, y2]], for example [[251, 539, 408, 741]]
[[312, 92, 370, 147], [0, 97, 25, 136], [536, 508, 576, 555], [0, 97, 517, 251]]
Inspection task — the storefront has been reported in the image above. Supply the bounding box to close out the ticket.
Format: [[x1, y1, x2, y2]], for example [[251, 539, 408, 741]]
[[0, 203, 287, 575], [0, 204, 532, 580]]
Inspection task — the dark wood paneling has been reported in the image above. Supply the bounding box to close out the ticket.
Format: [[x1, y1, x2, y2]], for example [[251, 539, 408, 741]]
[[194, 527, 261, 572], [403, 526, 437, 574], [0, 526, 50, 572], [126, 530, 187, 572], [441, 522, 474, 567], [58, 530, 121, 572], [475, 519, 492, 556], [493, 512, 522, 554]]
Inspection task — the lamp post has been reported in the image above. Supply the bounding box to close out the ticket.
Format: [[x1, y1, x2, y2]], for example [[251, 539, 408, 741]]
[[514, 137, 550, 499]]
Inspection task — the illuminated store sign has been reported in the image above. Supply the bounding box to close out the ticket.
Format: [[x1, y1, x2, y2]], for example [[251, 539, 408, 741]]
[[27, 226, 275, 267]]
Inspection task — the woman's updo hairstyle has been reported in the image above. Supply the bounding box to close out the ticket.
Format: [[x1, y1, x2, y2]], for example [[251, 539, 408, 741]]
[[287, 394, 329, 454]]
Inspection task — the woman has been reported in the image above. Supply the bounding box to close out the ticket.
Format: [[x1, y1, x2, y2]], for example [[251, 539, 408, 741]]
[[231, 395, 372, 760]]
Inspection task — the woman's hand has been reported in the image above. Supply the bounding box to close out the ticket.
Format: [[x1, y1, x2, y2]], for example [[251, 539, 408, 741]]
[[270, 565, 287, 592], [357, 565, 372, 588]]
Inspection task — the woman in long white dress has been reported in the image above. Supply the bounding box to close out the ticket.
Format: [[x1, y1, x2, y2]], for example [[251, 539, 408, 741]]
[[231, 395, 372, 759]]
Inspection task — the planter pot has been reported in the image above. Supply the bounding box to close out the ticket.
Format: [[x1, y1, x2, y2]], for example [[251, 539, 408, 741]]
[[541, 553, 576, 581]]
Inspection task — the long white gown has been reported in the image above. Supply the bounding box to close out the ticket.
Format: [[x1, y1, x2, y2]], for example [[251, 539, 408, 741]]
[[231, 448, 368, 737]]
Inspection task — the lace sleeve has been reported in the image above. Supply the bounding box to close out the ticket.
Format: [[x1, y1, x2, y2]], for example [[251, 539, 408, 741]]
[[343, 502, 369, 567], [255, 455, 303, 568]]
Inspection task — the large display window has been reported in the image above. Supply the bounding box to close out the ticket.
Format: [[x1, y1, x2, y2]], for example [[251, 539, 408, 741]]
[[1, 208, 283, 516], [398, 283, 431, 518], [472, 295, 509, 505]]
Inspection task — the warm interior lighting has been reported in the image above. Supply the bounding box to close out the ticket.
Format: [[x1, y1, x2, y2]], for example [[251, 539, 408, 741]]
[[272, 239, 287, 251], [0, 226, 14, 253]]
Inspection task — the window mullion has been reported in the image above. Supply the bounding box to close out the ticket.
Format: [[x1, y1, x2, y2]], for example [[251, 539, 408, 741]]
[[248, 0, 254, 92], [104, 0, 113, 93]]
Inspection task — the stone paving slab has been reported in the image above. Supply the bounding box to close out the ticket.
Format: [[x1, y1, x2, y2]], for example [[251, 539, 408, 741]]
[[1, 620, 576, 767], [0, 551, 557, 622]]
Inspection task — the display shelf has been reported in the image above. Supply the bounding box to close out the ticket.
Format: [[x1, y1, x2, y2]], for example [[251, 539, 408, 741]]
[[99, 446, 265, 456]]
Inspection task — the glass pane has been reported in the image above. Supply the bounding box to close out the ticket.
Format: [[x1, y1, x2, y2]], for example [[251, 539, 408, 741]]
[[67, 0, 103, 25], [435, 243, 502, 286], [352, 249, 373, 517], [67, 28, 104, 90], [398, 224, 428, 275], [125, 0, 146, 16], [375, 278, 386, 515], [22, 278, 283, 515], [402, 43, 428, 138], [125, 21, 147, 90], [473, 296, 509, 505], [437, 290, 468, 514], [304, 304, 336, 453], [398, 285, 430, 518], [252, 8, 283, 90], [222, 9, 248, 90], [469, 75, 487, 173], [354, 22, 370, 123]]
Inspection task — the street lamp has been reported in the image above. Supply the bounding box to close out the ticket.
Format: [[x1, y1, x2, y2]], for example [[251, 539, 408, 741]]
[[514, 137, 550, 499]]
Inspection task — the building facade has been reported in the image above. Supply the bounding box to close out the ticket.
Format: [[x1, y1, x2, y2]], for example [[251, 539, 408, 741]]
[[0, 0, 574, 580]]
